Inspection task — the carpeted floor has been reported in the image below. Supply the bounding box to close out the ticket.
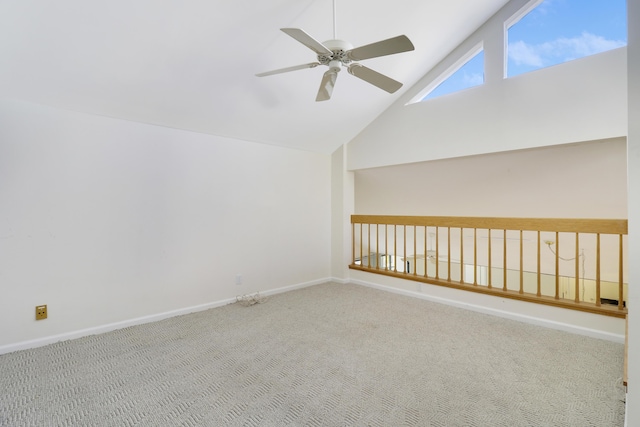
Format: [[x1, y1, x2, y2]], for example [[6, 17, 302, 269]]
[[0, 282, 626, 426]]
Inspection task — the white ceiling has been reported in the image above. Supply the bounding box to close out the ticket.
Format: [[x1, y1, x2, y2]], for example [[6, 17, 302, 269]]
[[0, 0, 510, 154]]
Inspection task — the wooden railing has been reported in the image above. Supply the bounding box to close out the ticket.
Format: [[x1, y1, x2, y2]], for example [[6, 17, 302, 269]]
[[350, 215, 628, 318]]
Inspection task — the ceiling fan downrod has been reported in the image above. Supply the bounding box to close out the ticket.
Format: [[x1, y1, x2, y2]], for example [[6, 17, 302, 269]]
[[332, 0, 337, 40]]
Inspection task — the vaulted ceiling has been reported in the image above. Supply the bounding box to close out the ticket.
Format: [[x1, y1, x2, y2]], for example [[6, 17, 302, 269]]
[[0, 0, 510, 154]]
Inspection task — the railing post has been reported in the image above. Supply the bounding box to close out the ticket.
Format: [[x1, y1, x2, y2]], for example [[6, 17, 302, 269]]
[[435, 227, 439, 279], [360, 223, 363, 268], [488, 229, 492, 289], [447, 227, 451, 281], [460, 228, 464, 284], [424, 226, 428, 278], [619, 234, 624, 309], [393, 225, 397, 273], [473, 228, 478, 286], [537, 231, 541, 297], [596, 233, 601, 306], [352, 222, 355, 265], [376, 224, 379, 269], [403, 225, 407, 274], [413, 226, 417, 276], [367, 224, 372, 268], [385, 224, 388, 271], [555, 231, 559, 299], [503, 229, 507, 291], [519, 230, 523, 294], [575, 233, 580, 303]]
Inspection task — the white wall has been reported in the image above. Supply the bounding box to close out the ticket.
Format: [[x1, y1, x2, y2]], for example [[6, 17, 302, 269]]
[[348, 48, 627, 171], [626, 0, 639, 424], [330, 146, 354, 281], [355, 139, 627, 219], [0, 98, 331, 352]]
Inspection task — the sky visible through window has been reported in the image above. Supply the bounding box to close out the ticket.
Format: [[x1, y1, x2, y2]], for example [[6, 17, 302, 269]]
[[423, 50, 484, 100], [507, 0, 627, 77], [423, 0, 626, 100]]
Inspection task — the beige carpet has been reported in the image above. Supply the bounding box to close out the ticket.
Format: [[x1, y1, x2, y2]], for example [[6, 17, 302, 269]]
[[0, 282, 626, 426]]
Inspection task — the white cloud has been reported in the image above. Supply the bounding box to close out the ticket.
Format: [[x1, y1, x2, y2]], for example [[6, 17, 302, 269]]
[[554, 32, 626, 58], [463, 72, 483, 86], [508, 40, 544, 67], [533, 0, 555, 16], [508, 31, 626, 67]]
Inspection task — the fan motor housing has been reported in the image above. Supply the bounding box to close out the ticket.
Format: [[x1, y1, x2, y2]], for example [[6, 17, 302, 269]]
[[318, 39, 354, 65]]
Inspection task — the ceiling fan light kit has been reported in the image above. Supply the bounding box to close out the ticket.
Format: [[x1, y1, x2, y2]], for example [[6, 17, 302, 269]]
[[256, 2, 415, 101]]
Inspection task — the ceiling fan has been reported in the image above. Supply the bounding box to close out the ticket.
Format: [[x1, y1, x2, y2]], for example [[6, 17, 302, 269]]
[[256, 1, 415, 102]]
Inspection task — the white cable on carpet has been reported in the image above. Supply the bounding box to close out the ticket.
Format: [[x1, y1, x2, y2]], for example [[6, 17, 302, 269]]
[[235, 292, 267, 307]]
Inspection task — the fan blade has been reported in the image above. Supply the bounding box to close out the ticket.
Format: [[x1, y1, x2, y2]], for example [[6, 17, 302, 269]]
[[348, 64, 403, 93], [281, 28, 333, 55], [256, 62, 320, 77], [347, 35, 415, 61], [316, 68, 339, 102]]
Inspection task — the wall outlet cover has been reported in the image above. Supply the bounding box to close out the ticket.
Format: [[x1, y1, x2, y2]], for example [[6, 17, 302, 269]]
[[35, 305, 47, 320]]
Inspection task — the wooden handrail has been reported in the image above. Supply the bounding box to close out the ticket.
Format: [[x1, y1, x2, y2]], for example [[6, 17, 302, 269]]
[[351, 215, 628, 234], [350, 215, 628, 319]]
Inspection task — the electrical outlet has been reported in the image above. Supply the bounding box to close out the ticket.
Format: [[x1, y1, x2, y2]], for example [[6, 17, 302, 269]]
[[235, 274, 243, 285], [35, 305, 47, 320]]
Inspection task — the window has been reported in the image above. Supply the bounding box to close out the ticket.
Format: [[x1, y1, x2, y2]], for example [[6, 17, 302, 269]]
[[421, 48, 484, 101], [506, 0, 627, 77]]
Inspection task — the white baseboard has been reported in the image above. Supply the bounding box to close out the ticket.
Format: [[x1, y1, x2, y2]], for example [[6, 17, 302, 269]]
[[625, 395, 628, 427], [0, 278, 330, 355], [259, 277, 331, 297], [350, 278, 625, 344]]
